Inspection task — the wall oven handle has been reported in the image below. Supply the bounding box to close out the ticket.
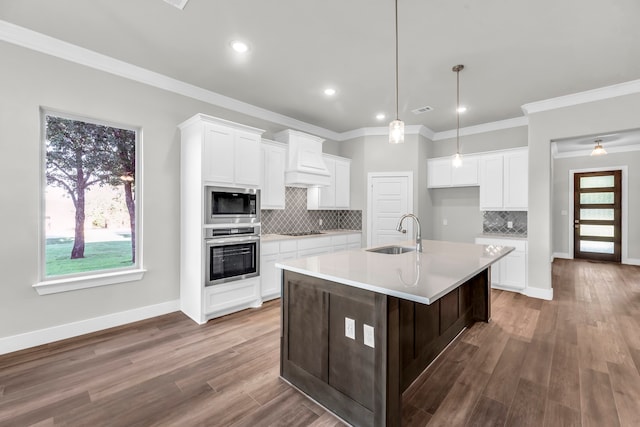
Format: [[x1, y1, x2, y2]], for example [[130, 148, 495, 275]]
[[204, 235, 260, 245]]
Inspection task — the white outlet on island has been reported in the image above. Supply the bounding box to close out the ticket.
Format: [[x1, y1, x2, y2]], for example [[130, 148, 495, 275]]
[[363, 324, 375, 348], [345, 317, 355, 339]]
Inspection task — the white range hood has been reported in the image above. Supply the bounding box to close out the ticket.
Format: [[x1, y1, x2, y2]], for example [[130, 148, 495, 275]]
[[274, 129, 330, 188]]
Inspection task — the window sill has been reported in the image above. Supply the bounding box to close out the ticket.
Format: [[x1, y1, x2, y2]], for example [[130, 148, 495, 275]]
[[33, 269, 146, 295]]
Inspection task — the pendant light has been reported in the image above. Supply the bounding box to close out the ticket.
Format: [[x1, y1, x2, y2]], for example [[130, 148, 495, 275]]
[[452, 64, 464, 167], [389, 0, 404, 144], [590, 138, 607, 156]]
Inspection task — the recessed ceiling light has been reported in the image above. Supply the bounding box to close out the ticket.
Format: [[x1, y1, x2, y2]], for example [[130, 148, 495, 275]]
[[376, 113, 386, 120], [231, 41, 249, 53], [324, 88, 336, 96], [457, 106, 467, 113]]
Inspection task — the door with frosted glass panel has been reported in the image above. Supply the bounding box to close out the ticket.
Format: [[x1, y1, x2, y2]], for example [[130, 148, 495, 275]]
[[573, 171, 621, 262]]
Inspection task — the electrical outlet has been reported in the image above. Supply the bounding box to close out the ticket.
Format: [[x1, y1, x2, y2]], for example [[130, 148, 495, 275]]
[[345, 317, 355, 340], [363, 324, 375, 348], [507, 221, 513, 229], [319, 218, 323, 226], [443, 219, 448, 226]]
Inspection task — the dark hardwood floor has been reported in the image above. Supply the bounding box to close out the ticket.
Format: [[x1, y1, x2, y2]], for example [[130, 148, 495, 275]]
[[1, 259, 639, 426]]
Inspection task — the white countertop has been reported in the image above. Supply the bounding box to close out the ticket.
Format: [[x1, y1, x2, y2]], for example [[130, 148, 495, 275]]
[[262, 229, 361, 242], [276, 239, 514, 305]]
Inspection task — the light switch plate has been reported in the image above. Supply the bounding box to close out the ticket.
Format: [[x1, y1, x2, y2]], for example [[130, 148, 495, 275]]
[[345, 317, 355, 340], [363, 324, 375, 348]]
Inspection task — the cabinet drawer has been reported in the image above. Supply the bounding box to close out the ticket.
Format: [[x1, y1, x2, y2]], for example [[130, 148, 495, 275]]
[[204, 278, 259, 314], [279, 240, 298, 253], [261, 241, 279, 256], [331, 235, 348, 246], [297, 236, 332, 251], [347, 233, 362, 244], [475, 237, 526, 252], [298, 247, 332, 257]]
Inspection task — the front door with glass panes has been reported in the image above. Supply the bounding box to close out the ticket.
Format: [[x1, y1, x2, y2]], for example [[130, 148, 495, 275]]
[[573, 170, 621, 262]]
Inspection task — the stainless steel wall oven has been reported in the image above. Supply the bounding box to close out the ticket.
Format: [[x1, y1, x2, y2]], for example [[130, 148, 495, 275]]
[[204, 225, 260, 286]]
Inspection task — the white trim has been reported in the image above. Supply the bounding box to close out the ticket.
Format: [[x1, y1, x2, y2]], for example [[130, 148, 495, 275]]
[[366, 171, 414, 248], [552, 144, 640, 159], [432, 116, 529, 141], [33, 269, 147, 295], [553, 252, 572, 260], [523, 286, 553, 301], [625, 258, 640, 266], [0, 299, 179, 355], [568, 166, 628, 261], [0, 19, 340, 141], [522, 79, 640, 115]]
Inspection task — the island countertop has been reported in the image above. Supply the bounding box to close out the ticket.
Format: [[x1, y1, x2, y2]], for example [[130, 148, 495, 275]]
[[276, 239, 514, 305]]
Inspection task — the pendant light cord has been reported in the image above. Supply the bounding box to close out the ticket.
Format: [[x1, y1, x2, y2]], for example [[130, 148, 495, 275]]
[[456, 67, 460, 153], [395, 0, 399, 121]]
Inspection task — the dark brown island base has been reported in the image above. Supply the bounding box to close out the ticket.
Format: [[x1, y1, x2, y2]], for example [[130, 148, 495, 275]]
[[277, 240, 513, 426]]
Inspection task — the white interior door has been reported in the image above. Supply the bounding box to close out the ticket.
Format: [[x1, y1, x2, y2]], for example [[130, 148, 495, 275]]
[[368, 172, 413, 247]]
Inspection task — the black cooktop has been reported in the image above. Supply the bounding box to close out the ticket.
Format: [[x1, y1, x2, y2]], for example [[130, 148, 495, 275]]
[[280, 231, 325, 236]]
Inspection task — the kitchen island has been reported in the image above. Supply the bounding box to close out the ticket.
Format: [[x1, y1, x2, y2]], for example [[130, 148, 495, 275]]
[[276, 239, 513, 426]]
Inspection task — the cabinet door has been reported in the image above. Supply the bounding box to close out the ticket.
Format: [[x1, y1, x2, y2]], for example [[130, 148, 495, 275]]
[[203, 124, 235, 184], [503, 150, 528, 210], [479, 155, 504, 210], [489, 259, 502, 286], [334, 159, 350, 208], [260, 253, 280, 298], [427, 158, 452, 188], [234, 131, 261, 186], [261, 144, 286, 209], [501, 251, 526, 289], [318, 157, 336, 208], [452, 156, 479, 186]]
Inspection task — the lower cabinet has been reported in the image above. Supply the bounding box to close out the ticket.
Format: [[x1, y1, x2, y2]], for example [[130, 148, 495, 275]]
[[203, 277, 261, 317], [475, 237, 527, 290], [260, 233, 362, 300]]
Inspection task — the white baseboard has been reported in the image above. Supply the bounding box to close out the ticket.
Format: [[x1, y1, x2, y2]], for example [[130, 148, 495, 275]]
[[623, 258, 640, 266], [524, 286, 554, 301], [553, 252, 572, 260], [0, 300, 180, 355]]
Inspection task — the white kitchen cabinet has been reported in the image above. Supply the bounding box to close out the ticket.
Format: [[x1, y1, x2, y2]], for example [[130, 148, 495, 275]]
[[307, 154, 351, 210], [479, 148, 528, 211], [475, 237, 527, 290], [179, 113, 265, 324], [427, 155, 479, 188], [260, 232, 361, 300], [503, 150, 528, 210], [260, 140, 286, 209], [199, 118, 262, 187]]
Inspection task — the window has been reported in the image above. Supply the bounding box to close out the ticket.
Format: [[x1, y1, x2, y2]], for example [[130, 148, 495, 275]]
[[35, 110, 144, 294]]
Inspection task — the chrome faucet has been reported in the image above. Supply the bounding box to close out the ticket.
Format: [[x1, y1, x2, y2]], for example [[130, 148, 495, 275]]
[[396, 214, 422, 252]]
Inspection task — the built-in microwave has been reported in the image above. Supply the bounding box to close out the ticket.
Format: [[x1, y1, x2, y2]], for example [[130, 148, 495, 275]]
[[205, 186, 260, 225]]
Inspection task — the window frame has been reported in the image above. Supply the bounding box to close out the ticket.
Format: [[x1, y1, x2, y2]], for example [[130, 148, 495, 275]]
[[34, 108, 145, 295]]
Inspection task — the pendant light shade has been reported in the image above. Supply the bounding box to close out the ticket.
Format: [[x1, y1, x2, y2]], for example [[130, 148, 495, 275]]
[[452, 64, 464, 167], [389, 0, 405, 144], [590, 139, 607, 156]]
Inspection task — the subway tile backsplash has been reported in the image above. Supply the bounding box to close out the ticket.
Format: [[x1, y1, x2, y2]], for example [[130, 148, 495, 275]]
[[261, 187, 362, 234], [482, 211, 527, 235]]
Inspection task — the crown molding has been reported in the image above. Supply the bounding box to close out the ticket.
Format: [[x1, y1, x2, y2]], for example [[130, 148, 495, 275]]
[[0, 20, 341, 141], [521, 79, 640, 115], [432, 116, 529, 141]]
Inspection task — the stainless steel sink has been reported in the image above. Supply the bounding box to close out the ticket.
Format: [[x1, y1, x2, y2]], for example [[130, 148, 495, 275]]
[[366, 245, 416, 255]]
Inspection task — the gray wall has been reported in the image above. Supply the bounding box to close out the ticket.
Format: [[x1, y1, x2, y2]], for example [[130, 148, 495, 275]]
[[552, 151, 640, 259], [338, 133, 428, 245], [528, 92, 640, 293], [427, 126, 528, 243], [0, 41, 334, 340]]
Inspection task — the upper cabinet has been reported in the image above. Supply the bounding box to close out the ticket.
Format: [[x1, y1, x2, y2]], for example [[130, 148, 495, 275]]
[[427, 155, 479, 188], [479, 147, 528, 211], [180, 114, 263, 187], [260, 140, 286, 210], [307, 154, 351, 210]]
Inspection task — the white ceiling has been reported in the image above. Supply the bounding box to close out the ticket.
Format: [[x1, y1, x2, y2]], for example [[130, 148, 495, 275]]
[[552, 128, 640, 157], [1, 0, 640, 135]]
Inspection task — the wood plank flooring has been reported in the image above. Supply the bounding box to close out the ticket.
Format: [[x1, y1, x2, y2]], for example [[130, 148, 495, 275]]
[[1, 259, 639, 426]]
